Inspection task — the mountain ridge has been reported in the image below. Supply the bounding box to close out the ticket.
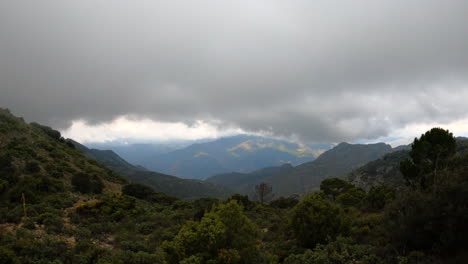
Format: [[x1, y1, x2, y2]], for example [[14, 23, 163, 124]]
[[89, 134, 331, 180], [70, 139, 233, 199], [207, 142, 394, 197]]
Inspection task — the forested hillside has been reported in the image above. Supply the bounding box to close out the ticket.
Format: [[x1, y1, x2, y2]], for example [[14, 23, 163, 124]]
[[349, 137, 468, 189], [1, 109, 467, 263]]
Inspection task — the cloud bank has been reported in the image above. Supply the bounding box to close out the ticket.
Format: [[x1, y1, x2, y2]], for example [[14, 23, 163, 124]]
[[1, 0, 468, 142]]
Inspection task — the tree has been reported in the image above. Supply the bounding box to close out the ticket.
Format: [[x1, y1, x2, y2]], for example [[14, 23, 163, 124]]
[[364, 185, 395, 211], [227, 194, 254, 210], [289, 194, 350, 248], [270, 196, 299, 209], [253, 182, 274, 204], [386, 154, 468, 255], [335, 187, 366, 208], [163, 201, 261, 264], [320, 178, 354, 200], [400, 128, 456, 189]]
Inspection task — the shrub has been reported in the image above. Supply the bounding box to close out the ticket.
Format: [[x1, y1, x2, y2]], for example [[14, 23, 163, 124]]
[[71, 173, 104, 194], [289, 194, 350, 248], [122, 183, 155, 200], [163, 201, 261, 264], [270, 196, 299, 209]]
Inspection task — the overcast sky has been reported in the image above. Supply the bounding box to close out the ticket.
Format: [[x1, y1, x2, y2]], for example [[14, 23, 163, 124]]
[[1, 1, 468, 144]]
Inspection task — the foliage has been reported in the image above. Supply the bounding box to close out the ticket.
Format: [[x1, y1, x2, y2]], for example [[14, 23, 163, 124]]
[[71, 172, 104, 194], [227, 193, 254, 210], [320, 178, 354, 200], [283, 237, 382, 264], [163, 200, 263, 264], [335, 186, 365, 208], [289, 194, 350, 248], [30, 122, 62, 141], [122, 182, 156, 200], [364, 185, 395, 211], [400, 127, 456, 189], [270, 196, 299, 209], [386, 163, 468, 255]]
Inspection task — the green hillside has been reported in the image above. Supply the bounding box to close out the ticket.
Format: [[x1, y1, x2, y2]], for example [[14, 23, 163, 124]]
[[348, 150, 409, 189], [0, 108, 127, 223], [348, 138, 468, 190]]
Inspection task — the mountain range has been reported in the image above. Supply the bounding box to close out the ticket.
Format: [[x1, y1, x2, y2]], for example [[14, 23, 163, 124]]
[[0, 107, 425, 201], [207, 142, 395, 197], [70, 140, 232, 199], [89, 135, 331, 180]]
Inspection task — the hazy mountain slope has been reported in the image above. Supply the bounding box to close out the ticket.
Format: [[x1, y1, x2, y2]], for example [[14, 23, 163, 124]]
[[269, 142, 393, 196], [136, 135, 329, 180], [71, 139, 140, 171], [207, 142, 393, 197], [71, 140, 232, 199], [206, 163, 294, 194], [87, 141, 197, 166]]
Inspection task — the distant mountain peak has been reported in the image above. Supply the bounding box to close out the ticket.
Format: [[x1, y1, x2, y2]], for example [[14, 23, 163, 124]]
[[113, 135, 330, 180], [207, 141, 392, 196]]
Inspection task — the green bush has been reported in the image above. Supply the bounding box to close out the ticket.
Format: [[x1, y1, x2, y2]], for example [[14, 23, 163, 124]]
[[71, 173, 104, 194], [122, 183, 155, 200], [289, 194, 350, 248], [284, 237, 381, 264], [270, 196, 299, 209], [163, 201, 261, 264]]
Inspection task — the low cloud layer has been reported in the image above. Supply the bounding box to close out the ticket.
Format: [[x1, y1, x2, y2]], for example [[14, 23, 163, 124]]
[[1, 1, 468, 142]]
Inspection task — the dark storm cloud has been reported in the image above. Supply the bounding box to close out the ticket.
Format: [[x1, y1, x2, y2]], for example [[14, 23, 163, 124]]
[[1, 0, 468, 142]]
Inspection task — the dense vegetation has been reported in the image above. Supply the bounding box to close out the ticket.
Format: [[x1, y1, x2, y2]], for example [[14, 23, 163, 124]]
[[1, 109, 467, 263]]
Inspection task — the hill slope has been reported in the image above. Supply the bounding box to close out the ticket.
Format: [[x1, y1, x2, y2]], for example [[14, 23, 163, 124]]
[[348, 150, 409, 189], [98, 135, 330, 180], [208, 142, 393, 196], [0, 108, 128, 222], [207, 163, 295, 194], [348, 138, 468, 189], [71, 140, 232, 199], [87, 140, 197, 165]]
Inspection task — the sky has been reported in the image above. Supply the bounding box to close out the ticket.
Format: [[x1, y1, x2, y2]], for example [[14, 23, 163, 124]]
[[1, 1, 468, 145]]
